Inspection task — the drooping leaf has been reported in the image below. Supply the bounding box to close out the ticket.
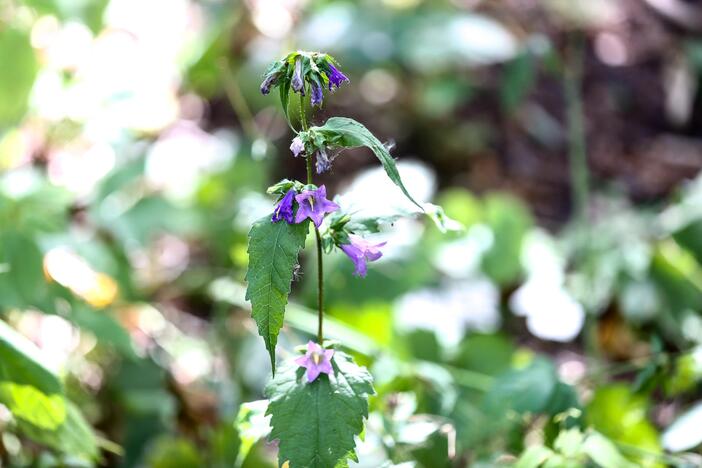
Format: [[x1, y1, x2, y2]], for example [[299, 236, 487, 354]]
[[310, 117, 423, 210], [245, 216, 309, 373], [265, 350, 374, 468]]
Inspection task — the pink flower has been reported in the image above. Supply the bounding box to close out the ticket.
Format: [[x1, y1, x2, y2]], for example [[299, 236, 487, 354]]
[[294, 341, 334, 383], [340, 234, 386, 277]]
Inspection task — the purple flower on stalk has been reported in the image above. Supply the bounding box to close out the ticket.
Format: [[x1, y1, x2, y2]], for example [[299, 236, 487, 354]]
[[340, 234, 386, 277], [315, 148, 331, 174], [290, 136, 304, 157], [271, 189, 295, 223], [291, 57, 304, 94], [260, 73, 278, 95], [326, 63, 349, 90], [310, 81, 324, 107], [295, 341, 334, 383], [294, 185, 339, 228]]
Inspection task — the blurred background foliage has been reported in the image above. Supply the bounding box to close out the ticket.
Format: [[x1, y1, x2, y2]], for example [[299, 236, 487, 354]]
[[3, 0, 702, 466]]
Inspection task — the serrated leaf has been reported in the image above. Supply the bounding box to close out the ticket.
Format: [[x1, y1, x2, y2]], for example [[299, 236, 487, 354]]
[[265, 350, 375, 468], [245, 216, 309, 373], [311, 117, 423, 210]]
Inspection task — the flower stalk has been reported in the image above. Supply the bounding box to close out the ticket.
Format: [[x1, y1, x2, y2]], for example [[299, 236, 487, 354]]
[[298, 92, 325, 344]]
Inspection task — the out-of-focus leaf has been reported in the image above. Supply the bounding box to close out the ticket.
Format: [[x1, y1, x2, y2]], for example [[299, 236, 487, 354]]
[[16, 401, 98, 462], [452, 333, 514, 376], [265, 350, 374, 468], [147, 437, 203, 468], [484, 357, 557, 414], [481, 194, 532, 285], [0, 28, 37, 127], [209, 422, 241, 468], [586, 385, 662, 467], [0, 321, 98, 461], [245, 216, 309, 373], [583, 431, 638, 468], [515, 445, 554, 468], [501, 52, 536, 112], [0, 320, 64, 427], [0, 231, 48, 308], [235, 400, 270, 467]]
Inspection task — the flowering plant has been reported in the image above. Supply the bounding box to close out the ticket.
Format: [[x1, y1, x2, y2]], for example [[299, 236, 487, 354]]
[[247, 50, 452, 467]]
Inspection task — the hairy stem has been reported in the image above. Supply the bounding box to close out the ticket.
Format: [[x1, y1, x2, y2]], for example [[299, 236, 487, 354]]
[[299, 92, 324, 343]]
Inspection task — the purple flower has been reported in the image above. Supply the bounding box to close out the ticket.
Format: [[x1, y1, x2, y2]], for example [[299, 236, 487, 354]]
[[292, 57, 304, 94], [310, 81, 324, 107], [271, 189, 295, 224], [295, 341, 334, 383], [340, 234, 386, 277], [294, 185, 339, 228], [290, 136, 304, 157], [260, 73, 278, 95], [326, 63, 349, 90], [315, 148, 331, 174]]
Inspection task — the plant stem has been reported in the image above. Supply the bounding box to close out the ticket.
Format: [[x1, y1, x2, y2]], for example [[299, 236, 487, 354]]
[[315, 227, 324, 343], [564, 35, 589, 228], [298, 93, 324, 344]]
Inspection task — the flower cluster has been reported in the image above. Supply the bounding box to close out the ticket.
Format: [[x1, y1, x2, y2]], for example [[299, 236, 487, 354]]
[[260, 51, 349, 108], [271, 184, 339, 228]]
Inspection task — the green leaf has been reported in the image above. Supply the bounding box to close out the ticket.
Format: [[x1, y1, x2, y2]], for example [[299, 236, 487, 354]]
[[515, 445, 555, 468], [0, 320, 98, 461], [310, 117, 423, 210], [583, 432, 638, 468], [235, 399, 271, 467], [0, 231, 48, 309], [265, 350, 374, 468], [586, 385, 662, 467], [0, 27, 37, 127], [483, 357, 557, 414], [245, 216, 309, 373], [16, 401, 99, 462]]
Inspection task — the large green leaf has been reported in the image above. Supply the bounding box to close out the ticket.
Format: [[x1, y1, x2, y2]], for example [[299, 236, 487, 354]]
[[245, 216, 309, 373], [265, 350, 374, 468], [310, 117, 423, 210]]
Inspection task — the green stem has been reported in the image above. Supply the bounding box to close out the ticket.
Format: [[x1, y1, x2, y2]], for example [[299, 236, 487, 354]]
[[298, 93, 324, 344], [315, 228, 324, 343], [564, 35, 589, 229]]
